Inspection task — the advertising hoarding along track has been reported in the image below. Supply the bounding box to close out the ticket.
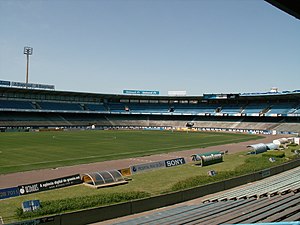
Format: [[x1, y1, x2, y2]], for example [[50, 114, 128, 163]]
[[130, 157, 186, 174], [0, 187, 20, 200], [18, 174, 82, 195], [130, 161, 165, 174], [165, 158, 186, 167]]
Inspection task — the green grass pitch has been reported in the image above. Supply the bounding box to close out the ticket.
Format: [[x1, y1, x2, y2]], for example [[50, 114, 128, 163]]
[[0, 130, 262, 174]]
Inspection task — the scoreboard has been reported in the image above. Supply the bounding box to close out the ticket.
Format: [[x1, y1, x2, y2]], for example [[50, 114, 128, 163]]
[[203, 94, 239, 99]]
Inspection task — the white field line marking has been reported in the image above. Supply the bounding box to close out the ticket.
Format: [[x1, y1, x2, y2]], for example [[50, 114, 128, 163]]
[[1, 136, 257, 168]]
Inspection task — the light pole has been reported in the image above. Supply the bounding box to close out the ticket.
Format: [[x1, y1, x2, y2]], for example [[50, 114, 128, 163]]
[[24, 46, 33, 88]]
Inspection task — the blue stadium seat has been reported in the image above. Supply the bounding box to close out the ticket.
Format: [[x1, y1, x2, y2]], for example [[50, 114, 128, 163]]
[[37, 102, 83, 111], [265, 103, 297, 115], [173, 104, 219, 115], [242, 103, 269, 115], [0, 100, 34, 110], [85, 103, 108, 112]]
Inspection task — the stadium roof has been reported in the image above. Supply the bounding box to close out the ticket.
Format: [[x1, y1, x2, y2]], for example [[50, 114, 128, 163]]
[[265, 0, 300, 20]]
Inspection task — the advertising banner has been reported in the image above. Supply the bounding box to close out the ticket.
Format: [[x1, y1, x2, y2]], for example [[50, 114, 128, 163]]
[[165, 157, 186, 167], [11, 82, 55, 90], [0, 80, 11, 86], [18, 174, 82, 195], [130, 161, 165, 174], [123, 90, 159, 95], [0, 187, 20, 200]]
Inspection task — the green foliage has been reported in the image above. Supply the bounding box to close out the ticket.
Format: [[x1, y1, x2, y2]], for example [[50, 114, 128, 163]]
[[287, 143, 298, 147], [262, 151, 285, 158], [289, 149, 300, 160], [170, 170, 237, 191], [291, 149, 300, 153], [170, 156, 286, 192], [15, 191, 150, 219]]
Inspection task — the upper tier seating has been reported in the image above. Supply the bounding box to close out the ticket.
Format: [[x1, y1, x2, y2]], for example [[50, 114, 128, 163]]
[[108, 103, 128, 113], [242, 103, 269, 115], [85, 103, 108, 112], [292, 103, 300, 114], [128, 103, 169, 113], [0, 100, 34, 110], [265, 102, 297, 115], [0, 99, 300, 119], [37, 102, 83, 111], [172, 104, 219, 114], [220, 104, 243, 115]]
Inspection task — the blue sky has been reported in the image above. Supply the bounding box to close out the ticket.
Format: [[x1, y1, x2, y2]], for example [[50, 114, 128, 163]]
[[0, 0, 299, 96]]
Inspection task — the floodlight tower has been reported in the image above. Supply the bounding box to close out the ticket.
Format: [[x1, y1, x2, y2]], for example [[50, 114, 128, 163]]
[[24, 46, 33, 88]]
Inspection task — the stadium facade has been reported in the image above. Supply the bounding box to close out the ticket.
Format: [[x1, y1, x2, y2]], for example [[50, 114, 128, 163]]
[[0, 85, 299, 134]]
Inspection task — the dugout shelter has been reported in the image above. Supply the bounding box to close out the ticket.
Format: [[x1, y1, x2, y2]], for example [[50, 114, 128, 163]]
[[81, 170, 127, 188]]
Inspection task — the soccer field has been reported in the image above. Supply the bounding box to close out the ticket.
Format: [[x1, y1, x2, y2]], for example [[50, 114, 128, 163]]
[[0, 130, 262, 174]]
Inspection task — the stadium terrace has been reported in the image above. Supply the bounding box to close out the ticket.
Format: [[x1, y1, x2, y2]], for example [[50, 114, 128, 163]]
[[0, 85, 299, 134]]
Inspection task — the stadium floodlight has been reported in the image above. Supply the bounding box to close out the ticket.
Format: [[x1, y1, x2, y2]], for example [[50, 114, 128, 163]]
[[24, 46, 33, 88]]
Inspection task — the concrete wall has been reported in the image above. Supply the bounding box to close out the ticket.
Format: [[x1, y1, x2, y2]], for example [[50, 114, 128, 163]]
[[60, 202, 131, 225]]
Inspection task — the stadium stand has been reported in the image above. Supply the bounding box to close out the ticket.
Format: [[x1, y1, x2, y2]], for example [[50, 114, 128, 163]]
[[273, 122, 300, 133], [0, 86, 299, 134], [265, 102, 297, 116], [219, 103, 244, 115], [172, 103, 219, 115], [293, 105, 300, 114], [108, 103, 127, 113], [129, 103, 170, 114], [110, 167, 300, 225], [111, 193, 300, 225], [37, 101, 83, 111], [85, 103, 108, 112], [242, 102, 270, 115], [0, 99, 34, 110], [203, 166, 300, 202]]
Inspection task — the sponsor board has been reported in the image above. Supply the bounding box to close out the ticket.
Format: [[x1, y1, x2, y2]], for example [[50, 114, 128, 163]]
[[123, 90, 159, 95], [130, 158, 186, 174], [0, 187, 20, 200], [0, 80, 10, 86], [0, 80, 55, 90], [165, 158, 186, 167], [131, 161, 165, 174], [18, 174, 82, 195], [11, 81, 55, 90], [22, 200, 41, 212]]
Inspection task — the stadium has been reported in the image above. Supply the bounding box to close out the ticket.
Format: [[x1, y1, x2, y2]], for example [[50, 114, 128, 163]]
[[1, 1, 300, 225], [0, 80, 300, 225]]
